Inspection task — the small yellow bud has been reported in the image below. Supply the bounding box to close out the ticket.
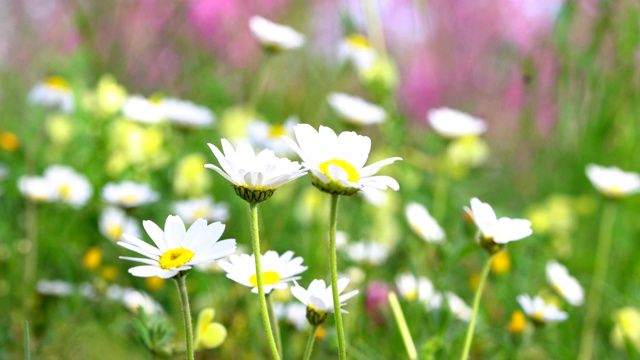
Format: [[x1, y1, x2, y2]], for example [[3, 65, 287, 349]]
[[508, 310, 527, 335], [491, 250, 511, 275], [100, 265, 118, 282], [0, 131, 19, 152], [145, 276, 165, 291], [82, 247, 102, 271]]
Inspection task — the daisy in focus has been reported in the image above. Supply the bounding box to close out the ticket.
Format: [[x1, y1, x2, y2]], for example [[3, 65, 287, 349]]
[[28, 76, 74, 113], [44, 165, 93, 208], [171, 196, 229, 224], [205, 139, 306, 203], [327, 93, 386, 126], [291, 278, 359, 325], [405, 202, 445, 243], [247, 116, 297, 155], [249, 16, 305, 51], [283, 124, 402, 196], [585, 164, 640, 198], [466, 198, 533, 254], [102, 181, 160, 208], [517, 294, 568, 325], [427, 108, 487, 139], [218, 250, 307, 294], [117, 215, 236, 278], [158, 97, 215, 128], [546, 260, 584, 306], [99, 206, 141, 242]]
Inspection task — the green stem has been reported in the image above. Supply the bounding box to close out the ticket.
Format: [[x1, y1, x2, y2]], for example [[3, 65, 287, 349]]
[[433, 158, 449, 222], [248, 54, 272, 109], [302, 325, 319, 360], [329, 194, 347, 359], [578, 202, 617, 360], [249, 202, 281, 360], [460, 256, 494, 360], [267, 294, 283, 357], [388, 292, 417, 360], [174, 274, 194, 360]]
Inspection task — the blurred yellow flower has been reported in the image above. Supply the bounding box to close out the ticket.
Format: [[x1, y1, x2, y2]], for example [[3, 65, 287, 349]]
[[445, 136, 489, 178], [508, 310, 526, 335], [526, 194, 576, 237], [271, 288, 293, 303], [106, 120, 169, 175], [611, 307, 640, 352], [469, 272, 481, 290], [194, 308, 227, 350], [315, 326, 327, 340], [220, 106, 255, 141], [0, 131, 19, 152], [100, 265, 118, 282], [491, 250, 511, 275], [174, 153, 211, 198], [361, 56, 399, 94], [45, 115, 74, 146], [95, 74, 127, 115], [145, 276, 165, 291], [82, 247, 102, 271]]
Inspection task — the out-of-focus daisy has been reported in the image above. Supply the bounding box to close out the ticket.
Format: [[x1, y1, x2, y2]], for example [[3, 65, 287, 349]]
[[427, 108, 487, 139], [218, 250, 307, 294], [106, 285, 163, 314], [517, 294, 568, 325], [585, 164, 640, 198], [43, 165, 93, 208], [37, 279, 75, 297], [274, 302, 309, 331], [405, 202, 445, 243], [292, 278, 359, 325], [338, 34, 377, 74], [446, 292, 472, 322], [395, 273, 435, 304], [247, 116, 297, 155], [28, 76, 74, 113], [205, 139, 306, 203], [118, 215, 236, 279], [99, 206, 141, 242], [249, 16, 305, 51], [345, 241, 389, 266], [546, 260, 584, 306], [194, 307, 227, 350], [18, 176, 56, 202], [467, 198, 532, 253], [122, 95, 164, 124], [327, 93, 386, 126], [283, 124, 402, 196], [159, 97, 214, 128], [172, 196, 229, 224], [102, 181, 160, 208]]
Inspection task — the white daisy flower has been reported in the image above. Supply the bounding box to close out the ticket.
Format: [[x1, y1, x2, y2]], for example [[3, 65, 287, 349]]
[[37, 279, 75, 297], [171, 196, 229, 224], [405, 202, 445, 243], [248, 16, 305, 51], [43, 165, 93, 208], [327, 93, 386, 126], [102, 181, 160, 208], [467, 198, 532, 249], [546, 260, 584, 306], [283, 124, 402, 196], [28, 76, 74, 113], [158, 97, 215, 128], [18, 175, 56, 202], [338, 34, 377, 73], [427, 108, 487, 139], [122, 95, 164, 124], [395, 273, 435, 303], [517, 294, 568, 324], [291, 278, 359, 316], [247, 116, 298, 155], [218, 250, 307, 294], [445, 292, 472, 322], [585, 164, 640, 198], [106, 284, 163, 314], [205, 139, 306, 203], [117, 215, 236, 279], [99, 206, 141, 242], [274, 302, 309, 331], [345, 241, 390, 266]]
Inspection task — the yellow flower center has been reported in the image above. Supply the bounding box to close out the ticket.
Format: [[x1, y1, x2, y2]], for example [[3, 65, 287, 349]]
[[58, 184, 72, 200], [249, 271, 282, 287], [158, 247, 195, 270], [318, 159, 360, 183], [45, 76, 70, 91], [119, 194, 139, 205], [347, 34, 372, 49], [192, 207, 210, 220], [268, 125, 287, 138], [605, 186, 624, 197], [149, 94, 164, 105], [106, 224, 124, 241], [405, 289, 418, 302], [532, 310, 545, 322]]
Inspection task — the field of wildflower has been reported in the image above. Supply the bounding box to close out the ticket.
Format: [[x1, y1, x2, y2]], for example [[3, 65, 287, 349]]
[[2, 1, 640, 359]]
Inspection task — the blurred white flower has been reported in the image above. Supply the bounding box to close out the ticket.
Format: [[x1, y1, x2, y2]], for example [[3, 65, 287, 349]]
[[247, 116, 298, 155], [445, 292, 472, 322], [159, 97, 215, 128], [517, 294, 568, 324], [99, 206, 141, 242], [427, 108, 487, 138], [172, 196, 229, 224], [468, 198, 533, 244], [291, 278, 359, 313], [327, 93, 386, 126], [18, 175, 56, 202], [546, 260, 584, 306], [395, 273, 436, 304], [102, 181, 160, 208], [106, 284, 163, 314], [28, 76, 74, 113], [284, 124, 401, 195], [36, 279, 75, 297], [585, 164, 640, 198], [122, 95, 164, 124], [274, 302, 309, 331], [338, 34, 377, 73], [0, 163, 8, 180], [43, 165, 93, 208], [249, 16, 305, 51], [118, 215, 236, 278], [405, 202, 445, 243], [345, 241, 389, 266], [218, 250, 307, 294]]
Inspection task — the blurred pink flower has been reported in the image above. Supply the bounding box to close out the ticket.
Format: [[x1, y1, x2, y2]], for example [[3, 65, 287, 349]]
[[364, 280, 391, 325]]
